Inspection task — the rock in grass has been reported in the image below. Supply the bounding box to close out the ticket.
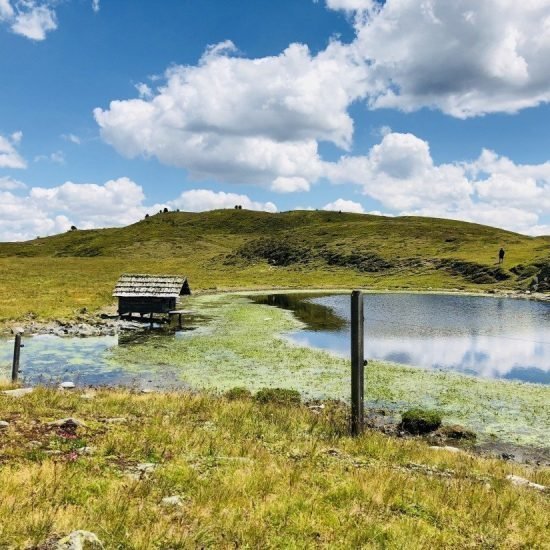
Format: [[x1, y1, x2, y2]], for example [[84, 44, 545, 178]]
[[47, 418, 87, 429], [400, 408, 442, 435], [506, 474, 546, 492], [438, 424, 477, 441], [59, 381, 76, 389], [0, 421, 9, 430], [160, 495, 185, 507], [102, 417, 127, 424], [126, 462, 158, 480], [1, 387, 33, 397], [55, 530, 103, 549], [255, 387, 301, 406]]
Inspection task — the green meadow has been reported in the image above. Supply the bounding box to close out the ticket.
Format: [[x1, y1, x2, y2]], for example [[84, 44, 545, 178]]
[[0, 209, 548, 322]]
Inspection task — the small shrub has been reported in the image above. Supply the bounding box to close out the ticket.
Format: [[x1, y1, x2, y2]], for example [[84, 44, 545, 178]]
[[255, 388, 301, 406], [225, 387, 252, 401], [400, 408, 442, 435]]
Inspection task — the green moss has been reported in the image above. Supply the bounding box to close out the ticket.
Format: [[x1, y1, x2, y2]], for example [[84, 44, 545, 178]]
[[400, 408, 442, 434]]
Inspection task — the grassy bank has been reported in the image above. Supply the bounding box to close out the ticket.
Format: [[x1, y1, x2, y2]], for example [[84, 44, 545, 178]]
[[0, 387, 548, 548], [0, 209, 548, 322], [111, 294, 550, 447]]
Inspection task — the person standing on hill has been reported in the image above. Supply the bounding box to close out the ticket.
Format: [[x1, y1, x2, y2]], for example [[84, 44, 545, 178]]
[[498, 248, 505, 264]]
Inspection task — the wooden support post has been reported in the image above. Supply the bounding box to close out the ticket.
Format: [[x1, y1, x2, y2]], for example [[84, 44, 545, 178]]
[[149, 312, 154, 329], [11, 329, 23, 383], [351, 290, 365, 436]]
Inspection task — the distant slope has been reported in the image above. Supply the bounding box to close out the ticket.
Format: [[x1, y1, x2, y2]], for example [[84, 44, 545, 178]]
[[0, 210, 548, 321]]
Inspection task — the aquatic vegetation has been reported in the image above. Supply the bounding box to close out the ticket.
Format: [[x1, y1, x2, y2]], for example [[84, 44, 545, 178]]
[[112, 294, 550, 446]]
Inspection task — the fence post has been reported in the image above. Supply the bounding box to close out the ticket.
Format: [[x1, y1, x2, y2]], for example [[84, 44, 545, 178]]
[[11, 328, 24, 383], [351, 290, 365, 436]]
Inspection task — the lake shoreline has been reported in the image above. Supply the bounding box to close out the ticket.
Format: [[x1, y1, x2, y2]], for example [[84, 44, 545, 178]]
[[1, 286, 548, 337]]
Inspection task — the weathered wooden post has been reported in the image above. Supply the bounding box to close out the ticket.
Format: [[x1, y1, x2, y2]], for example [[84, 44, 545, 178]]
[[11, 327, 24, 383], [351, 290, 365, 436]]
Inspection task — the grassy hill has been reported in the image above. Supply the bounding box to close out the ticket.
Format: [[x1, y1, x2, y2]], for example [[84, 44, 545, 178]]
[[0, 209, 548, 321]]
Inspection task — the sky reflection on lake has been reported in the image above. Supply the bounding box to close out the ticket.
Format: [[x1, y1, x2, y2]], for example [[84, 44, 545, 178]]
[[262, 293, 550, 384]]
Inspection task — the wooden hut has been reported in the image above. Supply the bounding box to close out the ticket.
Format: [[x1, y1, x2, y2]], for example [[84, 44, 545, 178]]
[[113, 274, 191, 318]]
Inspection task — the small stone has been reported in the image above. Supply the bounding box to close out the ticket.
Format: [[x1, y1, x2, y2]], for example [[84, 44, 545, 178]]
[[506, 474, 546, 492], [47, 418, 87, 429], [76, 446, 95, 455], [102, 417, 127, 424], [56, 530, 103, 549], [0, 421, 9, 430], [59, 381, 76, 389], [141, 388, 154, 394], [160, 495, 185, 507], [126, 462, 158, 480], [1, 387, 34, 397], [136, 462, 157, 473]]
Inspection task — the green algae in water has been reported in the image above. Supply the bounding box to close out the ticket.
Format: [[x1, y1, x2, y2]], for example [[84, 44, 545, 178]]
[[111, 294, 550, 447]]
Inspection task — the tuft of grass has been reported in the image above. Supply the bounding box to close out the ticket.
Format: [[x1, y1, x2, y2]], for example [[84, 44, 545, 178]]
[[0, 388, 548, 548], [255, 387, 302, 406], [400, 408, 443, 434], [224, 386, 253, 400]]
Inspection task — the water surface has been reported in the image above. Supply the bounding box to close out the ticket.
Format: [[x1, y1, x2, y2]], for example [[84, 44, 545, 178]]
[[254, 293, 550, 384]]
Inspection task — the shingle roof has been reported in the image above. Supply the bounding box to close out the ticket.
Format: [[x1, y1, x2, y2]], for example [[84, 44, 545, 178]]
[[113, 274, 189, 298]]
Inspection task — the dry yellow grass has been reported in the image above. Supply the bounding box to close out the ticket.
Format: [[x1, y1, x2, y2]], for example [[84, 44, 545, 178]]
[[0, 387, 548, 548]]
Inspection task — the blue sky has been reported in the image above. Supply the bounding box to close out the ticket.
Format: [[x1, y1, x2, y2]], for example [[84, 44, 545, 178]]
[[1, 0, 549, 240]]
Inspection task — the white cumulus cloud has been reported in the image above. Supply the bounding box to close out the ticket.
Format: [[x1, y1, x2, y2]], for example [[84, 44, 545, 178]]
[[0, 131, 26, 169], [323, 198, 365, 213], [270, 176, 311, 193], [0, 176, 26, 190], [94, 39, 368, 187], [0, 180, 278, 241], [10, 2, 57, 41], [327, 132, 550, 235], [168, 189, 277, 213], [345, 0, 550, 117]]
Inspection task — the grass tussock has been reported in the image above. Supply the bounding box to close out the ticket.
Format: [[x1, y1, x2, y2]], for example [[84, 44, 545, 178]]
[[0, 387, 548, 548]]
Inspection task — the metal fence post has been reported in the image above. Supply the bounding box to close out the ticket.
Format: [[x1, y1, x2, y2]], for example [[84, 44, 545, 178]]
[[351, 290, 365, 436], [11, 328, 24, 383]]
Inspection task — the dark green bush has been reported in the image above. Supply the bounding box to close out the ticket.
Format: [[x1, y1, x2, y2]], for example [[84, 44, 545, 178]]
[[400, 408, 442, 435], [255, 388, 301, 406], [224, 387, 252, 401]]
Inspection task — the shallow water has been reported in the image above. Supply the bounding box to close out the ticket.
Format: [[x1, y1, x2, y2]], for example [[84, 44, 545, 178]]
[[254, 293, 550, 384], [0, 329, 197, 389]]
